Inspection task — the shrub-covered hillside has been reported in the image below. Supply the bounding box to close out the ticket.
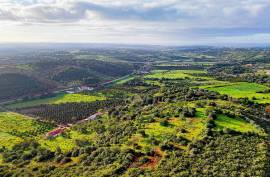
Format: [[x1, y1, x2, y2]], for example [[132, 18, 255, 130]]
[[1, 47, 270, 176]]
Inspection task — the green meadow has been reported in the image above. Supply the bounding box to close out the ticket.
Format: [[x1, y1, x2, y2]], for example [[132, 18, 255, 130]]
[[215, 114, 263, 134], [112, 75, 135, 85], [6, 93, 106, 109], [144, 69, 228, 88], [202, 82, 270, 103], [144, 69, 208, 79]]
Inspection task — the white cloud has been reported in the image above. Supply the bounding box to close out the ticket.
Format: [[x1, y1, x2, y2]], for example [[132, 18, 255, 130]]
[[1, 0, 269, 25], [0, 0, 270, 44]]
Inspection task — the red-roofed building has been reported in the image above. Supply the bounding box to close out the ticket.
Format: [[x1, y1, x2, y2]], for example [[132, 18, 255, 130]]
[[266, 107, 270, 113], [46, 128, 65, 138]]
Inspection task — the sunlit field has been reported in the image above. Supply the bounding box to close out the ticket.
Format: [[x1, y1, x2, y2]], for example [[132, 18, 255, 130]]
[[202, 82, 270, 103], [6, 93, 106, 109]]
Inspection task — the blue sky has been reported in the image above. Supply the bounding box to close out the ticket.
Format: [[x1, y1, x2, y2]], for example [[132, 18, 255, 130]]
[[0, 0, 270, 45]]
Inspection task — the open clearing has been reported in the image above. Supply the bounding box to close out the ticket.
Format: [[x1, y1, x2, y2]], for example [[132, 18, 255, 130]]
[[6, 93, 106, 109], [128, 108, 208, 152], [202, 82, 270, 103], [38, 130, 96, 152], [127, 105, 263, 153]]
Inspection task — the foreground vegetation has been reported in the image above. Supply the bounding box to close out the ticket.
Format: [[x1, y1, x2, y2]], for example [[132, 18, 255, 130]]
[[1, 46, 270, 176]]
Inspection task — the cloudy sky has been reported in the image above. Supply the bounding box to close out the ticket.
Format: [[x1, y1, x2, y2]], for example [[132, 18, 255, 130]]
[[0, 0, 270, 45]]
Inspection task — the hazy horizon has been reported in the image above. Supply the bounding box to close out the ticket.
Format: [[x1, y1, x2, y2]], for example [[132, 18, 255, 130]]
[[1, 42, 270, 48]]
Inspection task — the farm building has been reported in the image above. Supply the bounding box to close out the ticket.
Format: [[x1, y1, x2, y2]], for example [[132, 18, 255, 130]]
[[78, 86, 93, 91], [46, 127, 66, 138], [65, 86, 93, 94], [266, 107, 270, 113]]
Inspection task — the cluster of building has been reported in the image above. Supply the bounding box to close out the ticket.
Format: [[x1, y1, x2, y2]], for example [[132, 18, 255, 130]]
[[65, 86, 93, 94]]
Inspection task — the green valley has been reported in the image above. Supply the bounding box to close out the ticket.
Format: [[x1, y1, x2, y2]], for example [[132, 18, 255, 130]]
[[0, 46, 270, 177]]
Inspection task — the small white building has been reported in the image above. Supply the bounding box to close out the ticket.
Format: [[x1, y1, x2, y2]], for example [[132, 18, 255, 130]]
[[77, 86, 93, 92], [66, 90, 75, 94]]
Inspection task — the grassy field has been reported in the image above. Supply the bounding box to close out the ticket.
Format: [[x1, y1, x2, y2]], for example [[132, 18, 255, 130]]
[[145, 117, 206, 141], [215, 114, 263, 134], [112, 75, 135, 85], [144, 70, 232, 87], [0, 112, 54, 149], [202, 82, 270, 103], [144, 70, 208, 80], [145, 70, 203, 79], [6, 93, 106, 109]]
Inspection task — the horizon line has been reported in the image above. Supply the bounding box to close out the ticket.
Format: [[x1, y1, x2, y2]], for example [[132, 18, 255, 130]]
[[1, 42, 270, 48]]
